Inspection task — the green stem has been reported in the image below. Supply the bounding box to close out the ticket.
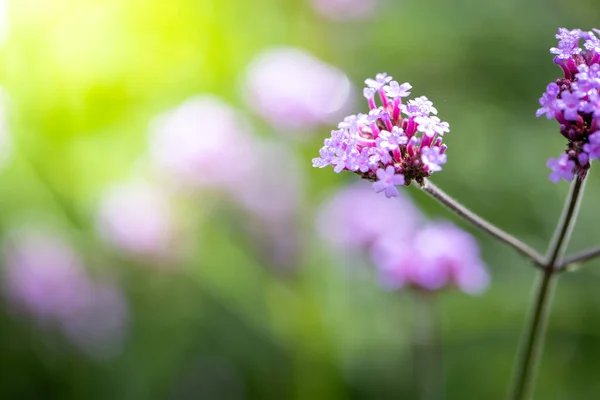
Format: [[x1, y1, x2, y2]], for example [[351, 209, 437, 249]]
[[545, 175, 585, 267], [420, 179, 545, 268], [412, 291, 443, 400], [559, 245, 600, 270], [510, 175, 586, 400], [509, 269, 557, 400]]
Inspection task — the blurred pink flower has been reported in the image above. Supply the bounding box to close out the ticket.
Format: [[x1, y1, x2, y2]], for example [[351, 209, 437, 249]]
[[316, 182, 423, 252], [96, 181, 177, 260], [4, 230, 91, 324], [3, 228, 129, 358], [243, 47, 352, 132], [227, 141, 304, 270], [233, 141, 303, 222], [310, 0, 378, 21], [372, 221, 490, 294], [318, 183, 489, 294], [149, 96, 254, 189], [148, 95, 305, 270]]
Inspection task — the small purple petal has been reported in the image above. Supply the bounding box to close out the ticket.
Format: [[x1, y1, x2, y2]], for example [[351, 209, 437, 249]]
[[421, 146, 447, 172], [372, 166, 404, 198], [550, 28, 582, 59], [584, 130, 600, 160], [547, 154, 576, 183], [384, 81, 412, 99]]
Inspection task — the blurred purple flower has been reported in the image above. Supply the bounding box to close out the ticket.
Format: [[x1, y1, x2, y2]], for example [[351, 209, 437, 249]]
[[310, 0, 378, 21], [243, 47, 352, 132], [149, 96, 254, 189], [234, 141, 303, 222], [3, 228, 129, 358], [96, 181, 178, 261], [4, 230, 91, 324], [149, 94, 306, 270], [228, 141, 304, 270], [372, 222, 489, 294], [316, 182, 423, 252]]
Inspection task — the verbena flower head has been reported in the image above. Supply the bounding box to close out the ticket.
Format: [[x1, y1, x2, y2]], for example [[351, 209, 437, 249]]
[[371, 221, 489, 294], [313, 73, 449, 197], [537, 27, 600, 182]]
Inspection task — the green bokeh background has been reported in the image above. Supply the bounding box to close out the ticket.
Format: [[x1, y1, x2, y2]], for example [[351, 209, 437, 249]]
[[1, 0, 600, 399]]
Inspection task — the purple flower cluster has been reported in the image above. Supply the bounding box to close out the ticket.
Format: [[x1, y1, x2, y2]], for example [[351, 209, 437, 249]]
[[371, 221, 489, 294], [313, 73, 449, 197], [537, 28, 600, 182], [318, 184, 489, 294], [3, 229, 129, 359]]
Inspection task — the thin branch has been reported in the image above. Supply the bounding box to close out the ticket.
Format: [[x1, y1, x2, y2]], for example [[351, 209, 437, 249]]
[[559, 246, 600, 269], [419, 179, 545, 268]]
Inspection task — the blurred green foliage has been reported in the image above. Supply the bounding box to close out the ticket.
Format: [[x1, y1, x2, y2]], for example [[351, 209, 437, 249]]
[[2, 0, 600, 399]]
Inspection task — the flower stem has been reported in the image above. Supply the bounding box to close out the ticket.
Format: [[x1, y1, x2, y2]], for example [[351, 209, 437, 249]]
[[559, 245, 600, 270], [544, 175, 585, 267], [419, 179, 545, 267], [510, 175, 585, 400], [509, 269, 556, 400], [412, 290, 442, 400]]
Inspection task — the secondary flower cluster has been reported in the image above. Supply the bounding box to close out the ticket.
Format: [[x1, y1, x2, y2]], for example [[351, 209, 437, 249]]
[[313, 73, 449, 198], [371, 221, 489, 294], [537, 28, 600, 182], [317, 183, 489, 294]]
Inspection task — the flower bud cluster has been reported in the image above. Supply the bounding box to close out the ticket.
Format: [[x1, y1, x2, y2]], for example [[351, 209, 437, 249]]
[[537, 28, 600, 182], [313, 73, 449, 197]]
